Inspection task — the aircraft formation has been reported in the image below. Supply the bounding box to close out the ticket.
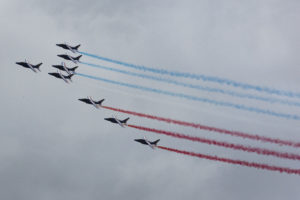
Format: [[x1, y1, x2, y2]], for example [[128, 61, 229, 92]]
[[16, 43, 160, 150], [15, 43, 300, 175]]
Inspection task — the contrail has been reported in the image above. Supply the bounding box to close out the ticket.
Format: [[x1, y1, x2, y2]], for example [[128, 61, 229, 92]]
[[157, 146, 300, 175], [101, 105, 300, 148], [127, 124, 300, 161], [79, 51, 300, 99], [77, 72, 300, 120], [81, 61, 300, 107]]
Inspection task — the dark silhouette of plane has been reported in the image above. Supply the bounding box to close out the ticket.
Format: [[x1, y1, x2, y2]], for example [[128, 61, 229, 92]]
[[52, 62, 78, 74], [56, 43, 80, 53], [135, 137, 160, 149], [16, 60, 42, 72], [78, 97, 105, 109], [57, 54, 82, 64], [104, 117, 129, 127], [48, 71, 74, 83]]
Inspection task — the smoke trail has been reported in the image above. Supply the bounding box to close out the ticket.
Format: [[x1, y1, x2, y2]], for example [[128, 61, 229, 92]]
[[77, 72, 300, 120], [157, 146, 300, 175], [79, 51, 300, 99], [127, 124, 300, 161], [101, 105, 300, 148], [81, 61, 300, 107]]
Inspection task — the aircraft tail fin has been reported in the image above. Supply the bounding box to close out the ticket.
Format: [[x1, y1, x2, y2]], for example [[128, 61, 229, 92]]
[[74, 44, 81, 50], [122, 117, 130, 124], [35, 63, 43, 71], [74, 55, 82, 61], [97, 99, 105, 105], [66, 74, 74, 80], [70, 66, 78, 72], [151, 139, 160, 145]]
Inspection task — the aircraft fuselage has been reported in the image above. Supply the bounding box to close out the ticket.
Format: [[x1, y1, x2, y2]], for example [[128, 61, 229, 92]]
[[104, 118, 119, 124], [16, 62, 30, 68]]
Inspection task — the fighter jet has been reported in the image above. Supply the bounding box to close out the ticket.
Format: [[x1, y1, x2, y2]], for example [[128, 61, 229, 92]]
[[52, 62, 78, 75], [48, 71, 74, 83], [57, 54, 82, 64], [56, 43, 80, 53], [134, 136, 160, 149], [16, 60, 42, 73], [78, 97, 105, 109], [104, 116, 129, 127]]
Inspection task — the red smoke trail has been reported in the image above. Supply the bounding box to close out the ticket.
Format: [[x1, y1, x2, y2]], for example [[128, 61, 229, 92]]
[[127, 124, 300, 161], [157, 146, 300, 175], [102, 105, 300, 148]]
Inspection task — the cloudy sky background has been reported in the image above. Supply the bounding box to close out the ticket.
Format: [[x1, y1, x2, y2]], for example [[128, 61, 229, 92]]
[[1, 0, 300, 199]]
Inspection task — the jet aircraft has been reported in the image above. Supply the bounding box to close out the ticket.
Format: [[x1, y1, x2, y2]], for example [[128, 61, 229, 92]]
[[134, 137, 160, 149], [57, 54, 82, 64], [16, 60, 42, 73], [56, 43, 80, 53], [104, 116, 129, 127], [52, 62, 78, 75], [78, 97, 105, 109], [48, 71, 74, 83]]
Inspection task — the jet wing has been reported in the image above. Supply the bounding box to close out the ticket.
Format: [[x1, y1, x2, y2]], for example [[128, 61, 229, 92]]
[[66, 55, 79, 64], [67, 45, 76, 53], [25, 60, 37, 73], [116, 119, 125, 127], [144, 136, 155, 149], [88, 96, 99, 109], [28, 64, 37, 72], [113, 115, 125, 128], [62, 62, 72, 75], [58, 71, 69, 83]]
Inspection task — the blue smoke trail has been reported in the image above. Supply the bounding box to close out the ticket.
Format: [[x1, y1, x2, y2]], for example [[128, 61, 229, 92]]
[[81, 61, 300, 107], [76, 72, 300, 120], [79, 51, 300, 99]]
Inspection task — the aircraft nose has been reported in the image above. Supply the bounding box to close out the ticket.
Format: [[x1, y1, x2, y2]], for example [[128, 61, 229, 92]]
[[104, 118, 112, 122]]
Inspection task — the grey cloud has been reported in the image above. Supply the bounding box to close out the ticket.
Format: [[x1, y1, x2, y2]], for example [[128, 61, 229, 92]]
[[1, 0, 300, 200]]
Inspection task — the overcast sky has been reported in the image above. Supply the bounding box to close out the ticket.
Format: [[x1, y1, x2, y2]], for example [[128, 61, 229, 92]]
[[1, 0, 300, 199]]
